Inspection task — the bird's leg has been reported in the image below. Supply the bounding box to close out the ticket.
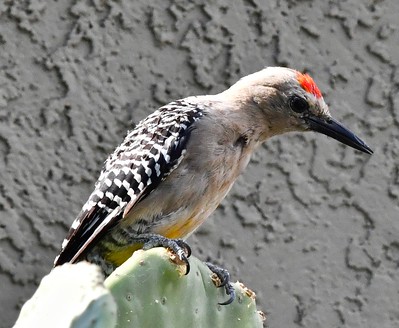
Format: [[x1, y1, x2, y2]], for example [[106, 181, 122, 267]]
[[205, 262, 236, 305], [130, 233, 191, 274]]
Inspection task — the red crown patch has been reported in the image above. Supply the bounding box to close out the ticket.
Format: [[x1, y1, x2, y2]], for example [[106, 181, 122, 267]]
[[297, 73, 323, 99]]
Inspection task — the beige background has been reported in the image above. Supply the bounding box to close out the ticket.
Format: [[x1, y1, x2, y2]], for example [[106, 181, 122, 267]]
[[0, 0, 398, 327]]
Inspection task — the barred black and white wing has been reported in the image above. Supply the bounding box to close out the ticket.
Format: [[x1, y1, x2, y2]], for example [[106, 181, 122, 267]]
[[54, 100, 204, 266]]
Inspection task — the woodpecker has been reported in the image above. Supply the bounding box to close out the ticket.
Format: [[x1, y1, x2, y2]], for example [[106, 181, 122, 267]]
[[54, 67, 372, 304]]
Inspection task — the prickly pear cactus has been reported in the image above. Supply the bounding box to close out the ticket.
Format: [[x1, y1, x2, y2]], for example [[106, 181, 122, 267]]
[[14, 262, 117, 328], [104, 248, 265, 328], [14, 248, 265, 327]]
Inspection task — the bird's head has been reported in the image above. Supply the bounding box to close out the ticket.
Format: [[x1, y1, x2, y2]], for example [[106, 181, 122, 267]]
[[223, 67, 373, 154]]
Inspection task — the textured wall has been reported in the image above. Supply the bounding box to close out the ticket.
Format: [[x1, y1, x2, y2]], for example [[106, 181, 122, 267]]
[[0, 0, 398, 327]]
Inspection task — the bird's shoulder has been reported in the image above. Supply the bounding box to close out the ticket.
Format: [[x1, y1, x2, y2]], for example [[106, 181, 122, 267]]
[[88, 98, 207, 216], [104, 99, 206, 171]]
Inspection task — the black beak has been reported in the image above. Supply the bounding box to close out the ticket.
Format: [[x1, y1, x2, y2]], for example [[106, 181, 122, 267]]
[[305, 116, 373, 155]]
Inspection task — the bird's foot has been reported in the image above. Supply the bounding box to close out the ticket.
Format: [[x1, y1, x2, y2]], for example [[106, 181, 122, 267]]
[[206, 262, 236, 305], [135, 233, 191, 274]]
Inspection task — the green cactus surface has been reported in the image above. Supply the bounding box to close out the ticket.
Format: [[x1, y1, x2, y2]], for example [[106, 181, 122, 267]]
[[14, 248, 264, 327], [104, 247, 265, 328]]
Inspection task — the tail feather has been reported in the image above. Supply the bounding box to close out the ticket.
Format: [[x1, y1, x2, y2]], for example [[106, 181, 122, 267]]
[[54, 206, 119, 266]]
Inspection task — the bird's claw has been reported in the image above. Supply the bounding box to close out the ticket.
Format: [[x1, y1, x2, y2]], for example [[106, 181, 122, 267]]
[[169, 239, 191, 275], [141, 234, 191, 275], [175, 239, 192, 258], [206, 262, 236, 305]]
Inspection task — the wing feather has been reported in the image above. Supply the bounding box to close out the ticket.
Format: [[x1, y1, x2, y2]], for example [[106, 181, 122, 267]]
[[54, 100, 204, 266]]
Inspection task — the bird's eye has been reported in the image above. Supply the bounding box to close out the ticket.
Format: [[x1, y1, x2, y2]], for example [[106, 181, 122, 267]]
[[290, 96, 309, 113]]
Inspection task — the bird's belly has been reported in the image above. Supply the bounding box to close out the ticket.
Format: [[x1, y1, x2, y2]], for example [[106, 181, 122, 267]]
[[152, 202, 219, 239], [103, 148, 248, 267], [150, 170, 237, 239], [102, 197, 223, 267]]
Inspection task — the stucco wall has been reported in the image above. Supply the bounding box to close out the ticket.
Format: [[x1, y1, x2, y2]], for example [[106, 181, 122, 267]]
[[0, 1, 398, 327]]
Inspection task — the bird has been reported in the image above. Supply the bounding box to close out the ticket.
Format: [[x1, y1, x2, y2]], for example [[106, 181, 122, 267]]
[[54, 66, 373, 304]]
